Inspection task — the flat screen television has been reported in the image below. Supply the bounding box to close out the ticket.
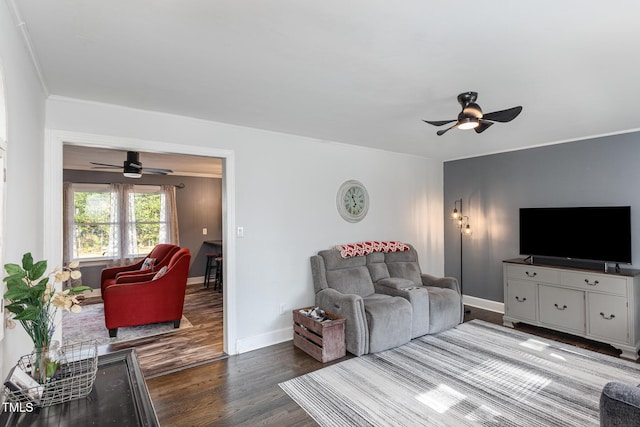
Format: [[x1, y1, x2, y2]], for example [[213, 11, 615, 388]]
[[519, 206, 632, 264]]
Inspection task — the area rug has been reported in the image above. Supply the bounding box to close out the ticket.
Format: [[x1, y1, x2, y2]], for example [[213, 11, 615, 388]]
[[280, 320, 640, 426], [62, 302, 193, 346]]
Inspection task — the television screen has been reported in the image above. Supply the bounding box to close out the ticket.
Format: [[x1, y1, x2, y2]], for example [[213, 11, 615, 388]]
[[519, 206, 632, 264]]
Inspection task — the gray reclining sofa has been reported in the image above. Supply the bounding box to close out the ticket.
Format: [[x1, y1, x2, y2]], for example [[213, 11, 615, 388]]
[[310, 244, 462, 356]]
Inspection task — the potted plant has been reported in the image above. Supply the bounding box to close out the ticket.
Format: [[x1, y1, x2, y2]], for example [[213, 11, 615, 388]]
[[3, 253, 91, 383]]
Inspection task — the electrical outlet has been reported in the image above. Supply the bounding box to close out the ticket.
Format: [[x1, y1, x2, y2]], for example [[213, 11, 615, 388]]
[[202, 228, 208, 235], [279, 303, 287, 315]]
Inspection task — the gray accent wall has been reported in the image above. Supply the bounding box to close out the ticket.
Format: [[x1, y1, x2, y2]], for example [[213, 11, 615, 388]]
[[444, 131, 640, 303], [63, 169, 222, 288]]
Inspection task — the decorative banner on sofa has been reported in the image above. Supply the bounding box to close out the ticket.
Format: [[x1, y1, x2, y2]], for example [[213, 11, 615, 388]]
[[336, 241, 410, 258]]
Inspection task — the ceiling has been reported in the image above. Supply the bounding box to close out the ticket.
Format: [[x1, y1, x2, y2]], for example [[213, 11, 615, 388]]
[[63, 145, 222, 178], [12, 1, 640, 161]]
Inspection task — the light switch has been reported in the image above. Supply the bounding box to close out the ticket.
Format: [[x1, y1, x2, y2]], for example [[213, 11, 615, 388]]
[[202, 228, 208, 235], [237, 226, 244, 238]]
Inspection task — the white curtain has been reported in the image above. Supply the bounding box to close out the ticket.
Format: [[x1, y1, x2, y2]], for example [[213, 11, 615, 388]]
[[161, 184, 180, 245], [63, 182, 82, 286], [63, 182, 74, 264], [107, 183, 136, 265]]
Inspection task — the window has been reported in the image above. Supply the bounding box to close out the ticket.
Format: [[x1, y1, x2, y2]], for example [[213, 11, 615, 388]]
[[127, 187, 167, 257], [72, 185, 115, 259], [70, 184, 172, 261]]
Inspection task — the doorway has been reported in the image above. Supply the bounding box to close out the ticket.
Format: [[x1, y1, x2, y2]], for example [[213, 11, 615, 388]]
[[44, 131, 238, 357]]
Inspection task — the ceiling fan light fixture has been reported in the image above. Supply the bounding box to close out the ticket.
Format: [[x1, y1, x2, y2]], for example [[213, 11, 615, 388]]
[[457, 118, 479, 130], [123, 171, 142, 178]]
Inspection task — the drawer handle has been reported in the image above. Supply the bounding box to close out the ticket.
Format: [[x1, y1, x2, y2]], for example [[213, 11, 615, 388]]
[[600, 312, 616, 320], [525, 271, 537, 278], [584, 279, 599, 286], [515, 296, 527, 302], [554, 303, 568, 310]]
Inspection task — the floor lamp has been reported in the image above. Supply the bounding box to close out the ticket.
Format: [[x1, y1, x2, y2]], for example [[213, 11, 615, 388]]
[[451, 198, 472, 314]]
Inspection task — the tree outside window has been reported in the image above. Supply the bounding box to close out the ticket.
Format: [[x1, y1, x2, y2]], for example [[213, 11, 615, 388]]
[[72, 185, 167, 261]]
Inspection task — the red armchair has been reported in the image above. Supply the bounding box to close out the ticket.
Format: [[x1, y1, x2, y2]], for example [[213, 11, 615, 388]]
[[103, 248, 191, 337], [100, 243, 180, 294]]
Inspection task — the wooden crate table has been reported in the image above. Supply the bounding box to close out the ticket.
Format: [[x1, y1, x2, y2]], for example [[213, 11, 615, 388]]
[[293, 307, 346, 362]]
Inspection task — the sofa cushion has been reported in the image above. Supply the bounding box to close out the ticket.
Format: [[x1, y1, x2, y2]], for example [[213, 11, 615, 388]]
[[375, 277, 415, 290], [326, 267, 375, 297], [366, 252, 391, 282], [364, 297, 412, 353], [384, 245, 423, 285], [426, 286, 461, 334], [320, 249, 375, 297]]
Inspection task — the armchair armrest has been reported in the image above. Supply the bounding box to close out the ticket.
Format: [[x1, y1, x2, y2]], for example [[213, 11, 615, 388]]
[[316, 288, 368, 356], [115, 271, 157, 284], [100, 259, 145, 282], [421, 274, 460, 294], [115, 269, 152, 280]]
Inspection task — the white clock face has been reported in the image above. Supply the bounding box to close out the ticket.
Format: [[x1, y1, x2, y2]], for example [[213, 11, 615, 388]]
[[337, 180, 369, 222], [344, 186, 365, 215]]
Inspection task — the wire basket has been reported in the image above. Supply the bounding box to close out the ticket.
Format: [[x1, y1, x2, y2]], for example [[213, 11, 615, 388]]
[[3, 340, 98, 408]]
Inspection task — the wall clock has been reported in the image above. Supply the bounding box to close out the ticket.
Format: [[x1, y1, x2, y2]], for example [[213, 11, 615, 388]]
[[336, 180, 369, 223]]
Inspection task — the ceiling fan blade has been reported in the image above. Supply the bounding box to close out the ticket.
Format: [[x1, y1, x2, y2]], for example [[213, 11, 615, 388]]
[[423, 119, 457, 127], [436, 124, 458, 136], [475, 121, 494, 134], [482, 106, 523, 123], [140, 167, 173, 175], [90, 161, 121, 169]]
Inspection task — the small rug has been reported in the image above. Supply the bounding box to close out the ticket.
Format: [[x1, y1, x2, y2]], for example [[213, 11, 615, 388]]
[[280, 320, 640, 426], [62, 302, 193, 346]]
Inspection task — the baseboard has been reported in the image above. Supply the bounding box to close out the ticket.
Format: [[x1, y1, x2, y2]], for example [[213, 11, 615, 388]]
[[235, 326, 293, 354], [463, 295, 504, 314]]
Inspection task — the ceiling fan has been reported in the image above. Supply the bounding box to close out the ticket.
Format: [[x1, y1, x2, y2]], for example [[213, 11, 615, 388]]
[[423, 92, 522, 136], [90, 151, 173, 178]]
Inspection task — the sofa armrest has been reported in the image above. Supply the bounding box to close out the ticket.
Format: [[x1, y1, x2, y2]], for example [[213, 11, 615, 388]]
[[600, 382, 640, 427], [316, 288, 368, 356], [421, 274, 460, 294]]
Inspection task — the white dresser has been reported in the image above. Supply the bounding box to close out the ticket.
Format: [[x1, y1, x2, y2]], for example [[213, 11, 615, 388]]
[[503, 259, 640, 360]]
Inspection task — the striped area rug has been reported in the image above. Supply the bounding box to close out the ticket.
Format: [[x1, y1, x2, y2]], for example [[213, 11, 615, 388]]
[[280, 320, 640, 426]]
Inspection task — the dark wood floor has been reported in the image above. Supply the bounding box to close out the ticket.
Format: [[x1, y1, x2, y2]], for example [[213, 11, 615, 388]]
[[145, 304, 632, 426], [98, 284, 225, 378]]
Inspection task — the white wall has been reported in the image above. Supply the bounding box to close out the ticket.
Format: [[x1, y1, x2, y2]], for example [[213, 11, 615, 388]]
[[0, 2, 47, 376], [46, 96, 444, 353]]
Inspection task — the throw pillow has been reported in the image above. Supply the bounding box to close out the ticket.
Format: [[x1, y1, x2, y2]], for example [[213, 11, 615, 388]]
[[141, 258, 156, 270], [152, 266, 168, 281]]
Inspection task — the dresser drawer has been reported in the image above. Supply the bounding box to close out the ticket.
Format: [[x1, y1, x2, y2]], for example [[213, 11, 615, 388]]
[[506, 264, 560, 284], [538, 285, 585, 333], [588, 293, 629, 343], [561, 271, 627, 296], [505, 280, 537, 321]]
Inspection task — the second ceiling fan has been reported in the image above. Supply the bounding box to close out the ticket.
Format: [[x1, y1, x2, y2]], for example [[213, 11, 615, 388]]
[[90, 151, 173, 178], [423, 92, 522, 136]]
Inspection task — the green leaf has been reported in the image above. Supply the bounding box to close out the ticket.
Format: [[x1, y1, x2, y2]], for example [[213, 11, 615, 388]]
[[4, 280, 31, 300], [29, 260, 48, 281], [71, 286, 92, 294], [21, 253, 34, 271], [4, 263, 24, 276], [4, 288, 29, 300], [13, 306, 40, 321], [4, 273, 26, 286], [5, 302, 25, 315]]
